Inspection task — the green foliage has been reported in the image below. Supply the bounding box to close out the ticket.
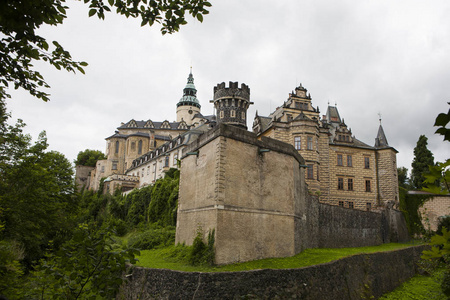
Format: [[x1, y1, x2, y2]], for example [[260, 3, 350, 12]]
[[0, 102, 78, 265], [0, 0, 211, 102], [423, 159, 450, 195], [0, 240, 24, 297], [378, 268, 445, 299], [128, 226, 175, 250], [188, 228, 215, 266], [398, 187, 432, 236], [434, 104, 450, 142], [422, 228, 450, 297], [438, 216, 450, 235], [23, 224, 139, 299], [397, 166, 411, 189], [74, 149, 106, 167], [411, 135, 435, 190], [148, 169, 179, 226], [126, 186, 152, 226]]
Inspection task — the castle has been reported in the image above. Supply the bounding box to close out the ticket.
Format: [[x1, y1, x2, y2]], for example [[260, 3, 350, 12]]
[[79, 71, 399, 213], [75, 72, 408, 264]]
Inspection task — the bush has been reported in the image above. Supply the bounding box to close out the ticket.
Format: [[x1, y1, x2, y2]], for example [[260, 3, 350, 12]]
[[188, 228, 215, 266], [128, 226, 176, 250], [437, 216, 450, 235]]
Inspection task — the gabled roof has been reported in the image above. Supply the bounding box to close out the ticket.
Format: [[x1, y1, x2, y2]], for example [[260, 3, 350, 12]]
[[293, 112, 311, 121]]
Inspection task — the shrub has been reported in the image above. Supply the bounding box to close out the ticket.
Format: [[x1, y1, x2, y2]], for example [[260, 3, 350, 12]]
[[188, 228, 215, 266], [128, 226, 176, 250]]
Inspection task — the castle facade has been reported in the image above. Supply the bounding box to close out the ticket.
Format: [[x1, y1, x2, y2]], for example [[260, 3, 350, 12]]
[[81, 72, 398, 212], [253, 84, 399, 210]]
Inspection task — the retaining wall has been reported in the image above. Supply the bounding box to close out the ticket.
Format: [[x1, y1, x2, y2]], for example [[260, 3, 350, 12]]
[[118, 245, 426, 299]]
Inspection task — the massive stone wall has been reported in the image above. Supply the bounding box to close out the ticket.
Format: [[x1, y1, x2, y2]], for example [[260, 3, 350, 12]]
[[420, 195, 450, 231], [176, 124, 310, 264], [119, 245, 426, 300]]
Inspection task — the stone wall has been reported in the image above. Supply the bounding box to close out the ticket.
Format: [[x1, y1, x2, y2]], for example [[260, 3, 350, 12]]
[[420, 195, 450, 231], [118, 245, 426, 300], [176, 124, 309, 264], [318, 203, 384, 248]]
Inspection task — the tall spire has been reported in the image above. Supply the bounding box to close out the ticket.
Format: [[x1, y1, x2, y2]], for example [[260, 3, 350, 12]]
[[177, 70, 201, 109], [375, 120, 389, 148]]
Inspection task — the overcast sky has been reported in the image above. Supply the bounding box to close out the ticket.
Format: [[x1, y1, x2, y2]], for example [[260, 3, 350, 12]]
[[6, 0, 449, 172]]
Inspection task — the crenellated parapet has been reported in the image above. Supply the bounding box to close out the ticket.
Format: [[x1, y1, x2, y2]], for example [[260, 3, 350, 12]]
[[211, 81, 253, 129]]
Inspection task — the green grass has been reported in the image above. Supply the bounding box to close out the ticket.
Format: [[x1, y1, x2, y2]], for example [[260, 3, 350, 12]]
[[135, 241, 422, 272], [379, 269, 446, 300]]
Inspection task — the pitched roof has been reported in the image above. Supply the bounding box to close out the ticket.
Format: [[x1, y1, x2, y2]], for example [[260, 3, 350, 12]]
[[375, 124, 389, 148]]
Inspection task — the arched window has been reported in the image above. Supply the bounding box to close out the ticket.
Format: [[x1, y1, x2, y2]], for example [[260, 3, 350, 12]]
[[138, 140, 143, 154], [115, 141, 119, 154]]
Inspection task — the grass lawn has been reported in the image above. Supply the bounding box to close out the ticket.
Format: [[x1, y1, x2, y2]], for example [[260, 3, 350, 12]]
[[136, 241, 422, 272], [379, 269, 446, 300]]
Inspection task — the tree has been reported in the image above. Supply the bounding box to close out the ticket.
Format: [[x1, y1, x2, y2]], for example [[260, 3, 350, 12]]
[[423, 104, 450, 195], [0, 100, 77, 266], [0, 0, 211, 102], [397, 167, 410, 189], [411, 135, 434, 190], [75, 149, 106, 167]]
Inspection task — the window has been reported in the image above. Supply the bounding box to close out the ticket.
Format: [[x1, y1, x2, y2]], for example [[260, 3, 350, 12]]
[[287, 114, 293, 122], [307, 136, 313, 150], [348, 201, 354, 209], [112, 163, 117, 170], [294, 136, 301, 150], [365, 180, 371, 192], [348, 178, 353, 191], [138, 140, 143, 154], [164, 156, 169, 167], [131, 141, 136, 151], [337, 154, 343, 166], [317, 166, 319, 181], [347, 155, 352, 167], [159, 160, 162, 170], [364, 157, 370, 169], [101, 166, 105, 173], [366, 202, 372, 211], [241, 112, 245, 119], [153, 163, 157, 180], [295, 102, 301, 109], [220, 111, 224, 119], [307, 164, 313, 179], [115, 141, 119, 154], [147, 166, 150, 175], [338, 178, 344, 190], [339, 201, 344, 207], [173, 154, 178, 166], [142, 168, 144, 177], [230, 110, 236, 117]]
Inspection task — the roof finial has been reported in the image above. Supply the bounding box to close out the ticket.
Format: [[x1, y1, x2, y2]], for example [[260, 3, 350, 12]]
[[327, 100, 330, 106], [335, 101, 337, 107], [378, 112, 382, 124], [190, 65, 192, 75]]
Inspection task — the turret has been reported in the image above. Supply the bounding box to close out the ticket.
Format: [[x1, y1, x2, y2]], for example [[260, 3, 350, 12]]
[[176, 70, 201, 126], [211, 81, 253, 129]]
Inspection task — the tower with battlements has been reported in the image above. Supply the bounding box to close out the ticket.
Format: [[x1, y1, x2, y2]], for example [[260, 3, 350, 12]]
[[211, 82, 253, 129]]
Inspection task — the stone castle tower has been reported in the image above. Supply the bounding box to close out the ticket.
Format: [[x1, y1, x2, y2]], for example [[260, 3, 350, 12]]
[[211, 81, 253, 129], [176, 70, 201, 126]]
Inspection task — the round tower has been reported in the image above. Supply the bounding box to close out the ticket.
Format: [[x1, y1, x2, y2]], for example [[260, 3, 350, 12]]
[[212, 81, 253, 129]]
